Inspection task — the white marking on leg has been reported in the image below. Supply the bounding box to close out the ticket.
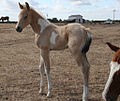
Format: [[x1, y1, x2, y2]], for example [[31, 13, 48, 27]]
[[102, 61, 120, 99], [39, 56, 44, 94], [38, 18, 50, 33], [50, 32, 58, 45], [45, 67, 52, 97], [82, 75, 89, 101], [47, 73, 52, 97], [83, 85, 88, 101]]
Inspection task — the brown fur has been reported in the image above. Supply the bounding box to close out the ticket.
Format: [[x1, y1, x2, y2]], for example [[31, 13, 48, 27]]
[[106, 42, 120, 64], [112, 50, 120, 64]]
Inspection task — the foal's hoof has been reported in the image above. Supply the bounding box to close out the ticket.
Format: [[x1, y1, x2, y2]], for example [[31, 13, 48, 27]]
[[39, 90, 44, 95], [82, 97, 88, 101], [47, 93, 52, 98], [39, 87, 44, 94]]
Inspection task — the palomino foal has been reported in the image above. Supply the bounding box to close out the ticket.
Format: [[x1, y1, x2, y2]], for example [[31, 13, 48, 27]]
[[102, 42, 120, 101], [16, 2, 92, 101]]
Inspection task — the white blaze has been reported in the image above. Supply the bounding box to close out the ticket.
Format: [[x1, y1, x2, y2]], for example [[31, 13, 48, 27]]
[[38, 18, 50, 33], [102, 61, 120, 100], [50, 32, 58, 45]]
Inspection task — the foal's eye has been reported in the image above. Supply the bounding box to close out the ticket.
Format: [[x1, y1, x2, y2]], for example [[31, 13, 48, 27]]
[[24, 16, 27, 19]]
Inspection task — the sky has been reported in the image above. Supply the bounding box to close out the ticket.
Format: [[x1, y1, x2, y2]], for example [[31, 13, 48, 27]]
[[0, 0, 120, 21]]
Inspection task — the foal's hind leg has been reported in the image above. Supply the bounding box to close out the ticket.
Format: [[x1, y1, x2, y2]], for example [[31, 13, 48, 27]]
[[81, 53, 90, 101], [70, 51, 89, 101], [75, 53, 90, 101], [69, 49, 89, 101]]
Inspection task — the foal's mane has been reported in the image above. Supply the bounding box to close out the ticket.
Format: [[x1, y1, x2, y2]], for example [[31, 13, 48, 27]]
[[31, 7, 47, 20]]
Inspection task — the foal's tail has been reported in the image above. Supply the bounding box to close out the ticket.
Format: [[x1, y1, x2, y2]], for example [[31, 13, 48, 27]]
[[82, 32, 92, 54]]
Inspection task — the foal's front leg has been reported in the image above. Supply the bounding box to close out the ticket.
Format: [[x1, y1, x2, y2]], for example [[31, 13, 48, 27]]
[[41, 49, 52, 97], [39, 54, 44, 94]]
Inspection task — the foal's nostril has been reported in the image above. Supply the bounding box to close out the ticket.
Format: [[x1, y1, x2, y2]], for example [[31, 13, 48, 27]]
[[16, 26, 20, 31], [16, 26, 22, 32]]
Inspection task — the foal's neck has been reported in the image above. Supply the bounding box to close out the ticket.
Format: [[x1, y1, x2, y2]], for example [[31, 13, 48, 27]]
[[30, 9, 50, 34]]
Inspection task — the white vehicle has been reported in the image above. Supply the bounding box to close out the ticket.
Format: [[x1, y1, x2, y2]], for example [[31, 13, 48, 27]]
[[104, 19, 113, 24]]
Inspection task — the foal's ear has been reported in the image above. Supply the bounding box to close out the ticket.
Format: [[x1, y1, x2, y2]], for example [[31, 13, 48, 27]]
[[106, 42, 120, 52], [25, 2, 30, 10], [18, 2, 23, 9]]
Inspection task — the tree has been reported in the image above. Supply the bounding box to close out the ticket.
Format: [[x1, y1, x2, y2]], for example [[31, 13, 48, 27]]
[[52, 18, 58, 23]]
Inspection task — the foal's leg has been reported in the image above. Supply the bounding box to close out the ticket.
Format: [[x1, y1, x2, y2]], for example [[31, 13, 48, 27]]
[[76, 54, 90, 101], [39, 54, 45, 94], [68, 44, 88, 101], [75, 53, 89, 101], [81, 53, 90, 101], [41, 49, 52, 97], [45, 64, 52, 97], [70, 52, 89, 101], [71, 51, 89, 101]]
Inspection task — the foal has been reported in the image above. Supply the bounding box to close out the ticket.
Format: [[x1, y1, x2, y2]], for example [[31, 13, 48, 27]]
[[16, 2, 92, 101], [102, 42, 120, 101]]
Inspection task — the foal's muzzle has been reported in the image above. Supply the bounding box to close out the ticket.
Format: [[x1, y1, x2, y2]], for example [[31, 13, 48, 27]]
[[16, 26, 22, 32]]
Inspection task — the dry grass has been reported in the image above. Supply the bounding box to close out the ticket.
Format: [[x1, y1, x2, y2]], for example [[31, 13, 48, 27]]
[[0, 23, 120, 101]]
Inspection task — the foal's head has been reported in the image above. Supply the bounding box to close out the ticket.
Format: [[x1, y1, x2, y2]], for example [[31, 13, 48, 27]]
[[16, 2, 32, 32], [102, 42, 120, 101]]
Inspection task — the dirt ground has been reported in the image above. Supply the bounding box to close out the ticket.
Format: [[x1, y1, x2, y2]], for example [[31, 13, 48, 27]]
[[0, 23, 120, 101]]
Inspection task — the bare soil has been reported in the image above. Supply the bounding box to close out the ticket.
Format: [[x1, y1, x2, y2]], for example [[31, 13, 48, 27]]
[[0, 23, 120, 101]]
